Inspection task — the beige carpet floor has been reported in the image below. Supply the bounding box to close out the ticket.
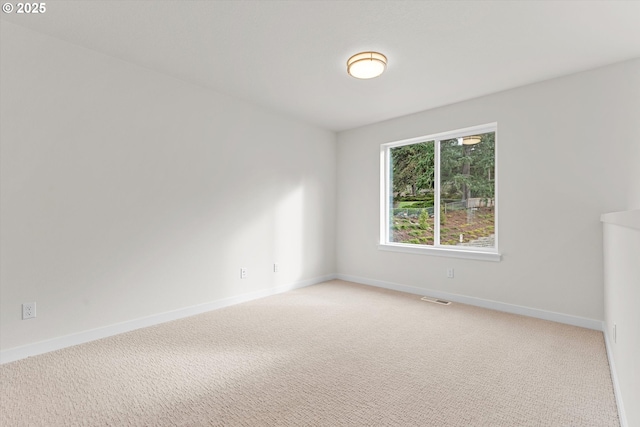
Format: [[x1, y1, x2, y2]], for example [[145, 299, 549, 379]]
[[1, 280, 619, 426]]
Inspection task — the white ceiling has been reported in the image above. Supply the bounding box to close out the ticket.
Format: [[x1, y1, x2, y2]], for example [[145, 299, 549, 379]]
[[3, 1, 640, 132]]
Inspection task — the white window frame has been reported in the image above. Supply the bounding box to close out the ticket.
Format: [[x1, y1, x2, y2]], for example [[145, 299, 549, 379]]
[[379, 123, 501, 262]]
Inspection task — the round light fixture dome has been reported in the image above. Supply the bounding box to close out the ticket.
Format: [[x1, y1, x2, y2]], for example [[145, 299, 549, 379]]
[[347, 51, 387, 79], [462, 135, 482, 145]]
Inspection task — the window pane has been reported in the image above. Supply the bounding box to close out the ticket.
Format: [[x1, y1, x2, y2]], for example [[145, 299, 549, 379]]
[[439, 132, 495, 248], [389, 142, 435, 245]]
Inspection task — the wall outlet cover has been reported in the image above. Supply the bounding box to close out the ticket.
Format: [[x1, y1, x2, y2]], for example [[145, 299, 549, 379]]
[[22, 302, 36, 320]]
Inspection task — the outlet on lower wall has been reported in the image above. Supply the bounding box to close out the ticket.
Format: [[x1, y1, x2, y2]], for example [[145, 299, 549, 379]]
[[446, 268, 454, 279], [613, 323, 617, 343], [240, 268, 247, 279], [22, 302, 36, 320]]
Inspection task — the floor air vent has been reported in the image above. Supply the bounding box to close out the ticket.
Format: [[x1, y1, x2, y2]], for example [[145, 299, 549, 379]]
[[420, 296, 451, 305]]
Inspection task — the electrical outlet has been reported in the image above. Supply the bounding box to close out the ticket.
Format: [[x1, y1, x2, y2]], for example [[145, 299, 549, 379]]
[[274, 263, 279, 273], [447, 268, 454, 279], [240, 268, 247, 279], [613, 324, 617, 343], [22, 302, 36, 320]]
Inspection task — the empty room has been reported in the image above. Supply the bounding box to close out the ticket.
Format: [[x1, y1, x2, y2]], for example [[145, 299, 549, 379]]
[[1, 1, 638, 426]]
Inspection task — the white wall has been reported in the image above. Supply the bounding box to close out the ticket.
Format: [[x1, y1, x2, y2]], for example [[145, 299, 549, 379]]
[[337, 59, 640, 321], [602, 212, 640, 427], [0, 22, 336, 352], [629, 116, 640, 211]]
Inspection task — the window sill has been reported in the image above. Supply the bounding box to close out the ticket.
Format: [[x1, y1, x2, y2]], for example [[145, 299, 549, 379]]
[[378, 243, 502, 262]]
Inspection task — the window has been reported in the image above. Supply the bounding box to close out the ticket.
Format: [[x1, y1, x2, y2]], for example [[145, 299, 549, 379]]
[[380, 123, 499, 261]]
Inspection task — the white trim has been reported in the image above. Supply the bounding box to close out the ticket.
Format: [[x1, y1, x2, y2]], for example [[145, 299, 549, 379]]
[[493, 126, 499, 253], [382, 122, 498, 149], [379, 243, 501, 261], [434, 139, 441, 246], [336, 273, 602, 330], [603, 323, 628, 427], [0, 274, 336, 364], [380, 144, 390, 244]]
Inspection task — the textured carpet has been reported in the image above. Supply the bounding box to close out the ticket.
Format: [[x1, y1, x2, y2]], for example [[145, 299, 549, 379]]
[[0, 280, 619, 426]]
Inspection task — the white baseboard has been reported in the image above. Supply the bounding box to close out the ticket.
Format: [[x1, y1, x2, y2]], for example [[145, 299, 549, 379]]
[[336, 273, 603, 330], [0, 274, 336, 365], [602, 324, 627, 427], [1, 272, 604, 363]]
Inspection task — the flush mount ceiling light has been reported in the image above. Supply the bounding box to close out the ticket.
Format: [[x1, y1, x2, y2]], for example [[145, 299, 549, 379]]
[[347, 51, 387, 79], [462, 135, 482, 145]]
